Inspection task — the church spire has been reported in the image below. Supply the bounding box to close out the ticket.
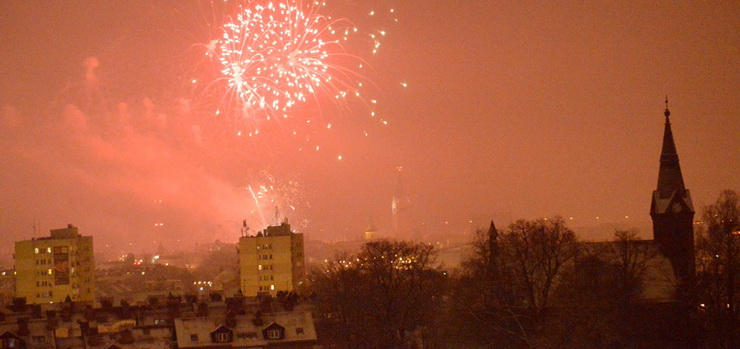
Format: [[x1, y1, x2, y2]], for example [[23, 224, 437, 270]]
[[656, 96, 685, 199], [650, 97, 696, 283]]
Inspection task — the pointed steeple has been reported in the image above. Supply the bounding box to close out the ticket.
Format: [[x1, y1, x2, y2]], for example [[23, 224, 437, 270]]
[[650, 97, 696, 282], [487, 221, 498, 241], [656, 96, 686, 199], [487, 220, 499, 269]]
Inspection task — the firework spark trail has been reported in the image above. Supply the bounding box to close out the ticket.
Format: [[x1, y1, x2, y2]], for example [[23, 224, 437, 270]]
[[213, 1, 366, 115], [247, 184, 267, 228], [244, 171, 309, 232], [196, 0, 397, 156]]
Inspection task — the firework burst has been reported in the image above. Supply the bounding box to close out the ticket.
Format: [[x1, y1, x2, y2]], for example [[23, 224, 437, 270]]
[[194, 0, 395, 155], [245, 170, 310, 232], [215, 1, 357, 115]]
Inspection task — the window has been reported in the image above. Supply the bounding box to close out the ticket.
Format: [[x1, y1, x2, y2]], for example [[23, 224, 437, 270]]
[[296, 327, 304, 335], [270, 284, 275, 291], [34, 248, 39, 254], [215, 332, 229, 342], [48, 269, 52, 275], [267, 329, 280, 339], [32, 335, 46, 343], [258, 265, 263, 271], [47, 247, 52, 253], [190, 334, 198, 342]]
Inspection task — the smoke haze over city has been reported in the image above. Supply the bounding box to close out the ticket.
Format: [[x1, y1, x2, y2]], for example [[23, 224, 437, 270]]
[[0, 1, 737, 261]]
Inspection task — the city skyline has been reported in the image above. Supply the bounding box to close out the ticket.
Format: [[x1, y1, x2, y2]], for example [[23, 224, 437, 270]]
[[0, 1, 737, 256]]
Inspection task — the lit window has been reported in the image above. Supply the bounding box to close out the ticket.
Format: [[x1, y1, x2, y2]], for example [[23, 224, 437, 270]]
[[48, 269, 53, 275], [270, 284, 275, 291], [215, 332, 229, 342], [34, 248, 39, 254], [47, 247, 52, 253], [267, 329, 280, 339], [258, 265, 263, 271]]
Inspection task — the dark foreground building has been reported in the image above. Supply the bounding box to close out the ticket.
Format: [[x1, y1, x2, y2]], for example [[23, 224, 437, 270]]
[[650, 100, 696, 285]]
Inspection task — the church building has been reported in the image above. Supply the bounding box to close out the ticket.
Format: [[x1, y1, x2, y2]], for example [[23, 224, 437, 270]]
[[650, 99, 696, 283]]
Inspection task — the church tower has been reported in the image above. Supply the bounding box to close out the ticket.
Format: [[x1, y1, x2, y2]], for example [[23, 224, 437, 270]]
[[650, 98, 695, 282]]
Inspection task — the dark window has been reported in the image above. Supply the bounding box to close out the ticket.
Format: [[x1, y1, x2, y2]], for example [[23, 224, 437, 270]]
[[296, 327, 304, 335], [190, 334, 198, 342]]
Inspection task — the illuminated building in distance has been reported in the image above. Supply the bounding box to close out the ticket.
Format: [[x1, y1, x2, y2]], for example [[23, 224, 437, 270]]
[[239, 221, 305, 296], [14, 224, 95, 304]]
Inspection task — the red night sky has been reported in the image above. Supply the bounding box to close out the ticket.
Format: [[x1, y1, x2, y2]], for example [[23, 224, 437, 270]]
[[0, 1, 737, 260]]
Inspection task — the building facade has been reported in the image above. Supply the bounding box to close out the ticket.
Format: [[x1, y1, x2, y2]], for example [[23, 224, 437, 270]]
[[14, 224, 95, 304], [0, 292, 316, 349], [649, 101, 696, 282], [238, 222, 305, 296]]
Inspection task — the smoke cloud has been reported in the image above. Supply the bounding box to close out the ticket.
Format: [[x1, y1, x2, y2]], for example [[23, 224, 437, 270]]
[[0, 58, 270, 261]]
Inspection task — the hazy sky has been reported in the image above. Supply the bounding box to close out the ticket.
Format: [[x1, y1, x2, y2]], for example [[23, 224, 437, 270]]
[[0, 1, 737, 260]]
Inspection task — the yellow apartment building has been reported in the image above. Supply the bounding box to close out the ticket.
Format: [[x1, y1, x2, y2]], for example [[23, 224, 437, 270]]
[[239, 222, 305, 296], [14, 224, 95, 304]]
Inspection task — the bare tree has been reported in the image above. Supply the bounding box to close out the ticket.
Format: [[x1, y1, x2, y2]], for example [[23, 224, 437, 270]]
[[611, 229, 658, 301], [548, 230, 659, 348], [695, 190, 739, 348], [449, 218, 578, 348], [310, 240, 444, 349], [503, 217, 578, 319], [450, 222, 530, 348]]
